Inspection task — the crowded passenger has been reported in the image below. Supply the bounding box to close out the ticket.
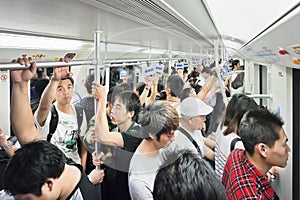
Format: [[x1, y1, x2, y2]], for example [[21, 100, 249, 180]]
[[222, 109, 290, 199], [3, 57, 103, 199], [33, 57, 88, 169], [215, 93, 258, 177], [153, 150, 226, 200], [93, 80, 143, 200], [129, 101, 179, 200]]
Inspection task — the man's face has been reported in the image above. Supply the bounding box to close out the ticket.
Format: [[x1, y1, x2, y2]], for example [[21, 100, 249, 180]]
[[152, 130, 175, 150], [266, 128, 290, 168], [190, 115, 207, 131], [110, 97, 132, 126], [56, 79, 74, 105]]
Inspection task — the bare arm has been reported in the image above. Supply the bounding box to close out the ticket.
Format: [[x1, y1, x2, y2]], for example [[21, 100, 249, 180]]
[[35, 77, 59, 126], [35, 58, 73, 126], [10, 58, 44, 144], [93, 81, 124, 147], [197, 73, 217, 100]]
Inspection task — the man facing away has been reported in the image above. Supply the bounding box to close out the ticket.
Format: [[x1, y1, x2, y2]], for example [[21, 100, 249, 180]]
[[4, 57, 101, 200], [222, 109, 290, 199], [129, 101, 179, 200]]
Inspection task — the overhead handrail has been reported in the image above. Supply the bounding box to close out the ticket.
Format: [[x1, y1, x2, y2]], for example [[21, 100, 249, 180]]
[[0, 60, 93, 70]]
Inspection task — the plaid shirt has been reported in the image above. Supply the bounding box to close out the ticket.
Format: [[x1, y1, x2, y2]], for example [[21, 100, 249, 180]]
[[222, 149, 279, 200]]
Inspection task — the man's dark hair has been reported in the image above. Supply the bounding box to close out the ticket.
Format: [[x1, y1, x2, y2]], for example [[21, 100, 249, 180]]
[[138, 101, 179, 141], [167, 75, 184, 97], [111, 82, 132, 103], [113, 90, 141, 122], [4, 140, 66, 196], [239, 109, 284, 155], [85, 74, 94, 94], [231, 59, 240, 69], [153, 151, 226, 200], [61, 77, 74, 86]]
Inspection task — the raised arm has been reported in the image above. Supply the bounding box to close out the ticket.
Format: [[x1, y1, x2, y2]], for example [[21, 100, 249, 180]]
[[93, 81, 124, 147], [35, 58, 73, 126], [10, 57, 43, 144]]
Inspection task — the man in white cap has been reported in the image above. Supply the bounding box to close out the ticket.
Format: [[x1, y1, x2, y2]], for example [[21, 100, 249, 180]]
[[163, 97, 215, 161]]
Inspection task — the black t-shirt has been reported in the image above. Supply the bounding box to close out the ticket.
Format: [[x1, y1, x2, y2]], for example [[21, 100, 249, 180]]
[[101, 123, 143, 200], [66, 164, 101, 200]]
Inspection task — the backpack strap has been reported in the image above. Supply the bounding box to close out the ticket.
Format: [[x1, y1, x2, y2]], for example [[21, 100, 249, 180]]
[[230, 137, 242, 151], [48, 104, 84, 142], [48, 105, 58, 142], [74, 104, 84, 135]]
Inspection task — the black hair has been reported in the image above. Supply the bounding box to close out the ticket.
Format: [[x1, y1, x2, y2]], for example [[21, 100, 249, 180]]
[[153, 150, 226, 200], [239, 109, 284, 155], [113, 90, 141, 122], [223, 94, 258, 136], [167, 75, 184, 98], [4, 140, 66, 196], [180, 87, 195, 102], [85, 74, 94, 94], [110, 82, 132, 103], [61, 77, 74, 86], [135, 82, 151, 97], [221, 93, 246, 128]]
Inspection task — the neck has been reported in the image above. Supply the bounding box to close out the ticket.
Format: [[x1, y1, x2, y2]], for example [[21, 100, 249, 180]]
[[59, 165, 81, 199], [137, 139, 160, 158], [180, 123, 194, 136], [245, 151, 270, 176], [167, 96, 178, 102], [56, 103, 73, 114], [118, 119, 133, 132]]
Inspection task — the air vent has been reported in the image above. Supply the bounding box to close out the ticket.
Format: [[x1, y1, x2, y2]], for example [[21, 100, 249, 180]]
[[94, 0, 210, 45]]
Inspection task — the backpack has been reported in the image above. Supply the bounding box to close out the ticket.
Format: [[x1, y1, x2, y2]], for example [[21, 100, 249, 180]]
[[47, 104, 84, 142]]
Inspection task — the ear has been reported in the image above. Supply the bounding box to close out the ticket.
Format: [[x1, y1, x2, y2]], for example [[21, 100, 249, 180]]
[[188, 116, 193, 124], [166, 88, 171, 94], [149, 133, 156, 140], [41, 178, 55, 193], [128, 110, 135, 118], [257, 143, 268, 158]]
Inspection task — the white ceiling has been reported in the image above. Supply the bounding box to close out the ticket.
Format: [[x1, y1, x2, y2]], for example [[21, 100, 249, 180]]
[[0, 0, 300, 68], [204, 0, 300, 55]]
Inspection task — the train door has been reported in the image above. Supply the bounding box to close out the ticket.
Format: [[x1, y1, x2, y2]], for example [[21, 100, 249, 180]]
[[257, 64, 269, 107], [292, 68, 300, 200]]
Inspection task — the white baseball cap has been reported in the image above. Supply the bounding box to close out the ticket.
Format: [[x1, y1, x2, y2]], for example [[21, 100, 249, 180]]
[[180, 97, 213, 116]]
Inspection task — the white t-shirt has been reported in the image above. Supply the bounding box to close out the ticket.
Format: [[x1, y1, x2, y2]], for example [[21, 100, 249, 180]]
[[129, 151, 164, 200], [215, 125, 244, 178], [34, 103, 87, 164]]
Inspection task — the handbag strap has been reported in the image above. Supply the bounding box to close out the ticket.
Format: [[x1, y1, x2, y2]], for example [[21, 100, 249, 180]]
[[178, 127, 202, 155]]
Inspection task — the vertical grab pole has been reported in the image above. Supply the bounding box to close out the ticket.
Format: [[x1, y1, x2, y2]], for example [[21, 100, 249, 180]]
[[214, 39, 228, 105], [94, 31, 102, 170]]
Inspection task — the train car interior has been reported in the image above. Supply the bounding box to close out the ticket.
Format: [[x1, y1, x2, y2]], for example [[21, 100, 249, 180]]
[[0, 0, 299, 199]]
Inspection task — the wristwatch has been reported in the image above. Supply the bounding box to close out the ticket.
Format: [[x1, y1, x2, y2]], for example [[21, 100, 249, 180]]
[[0, 141, 13, 151]]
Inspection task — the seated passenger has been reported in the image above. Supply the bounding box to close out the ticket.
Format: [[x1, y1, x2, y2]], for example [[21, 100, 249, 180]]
[[153, 150, 226, 200]]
